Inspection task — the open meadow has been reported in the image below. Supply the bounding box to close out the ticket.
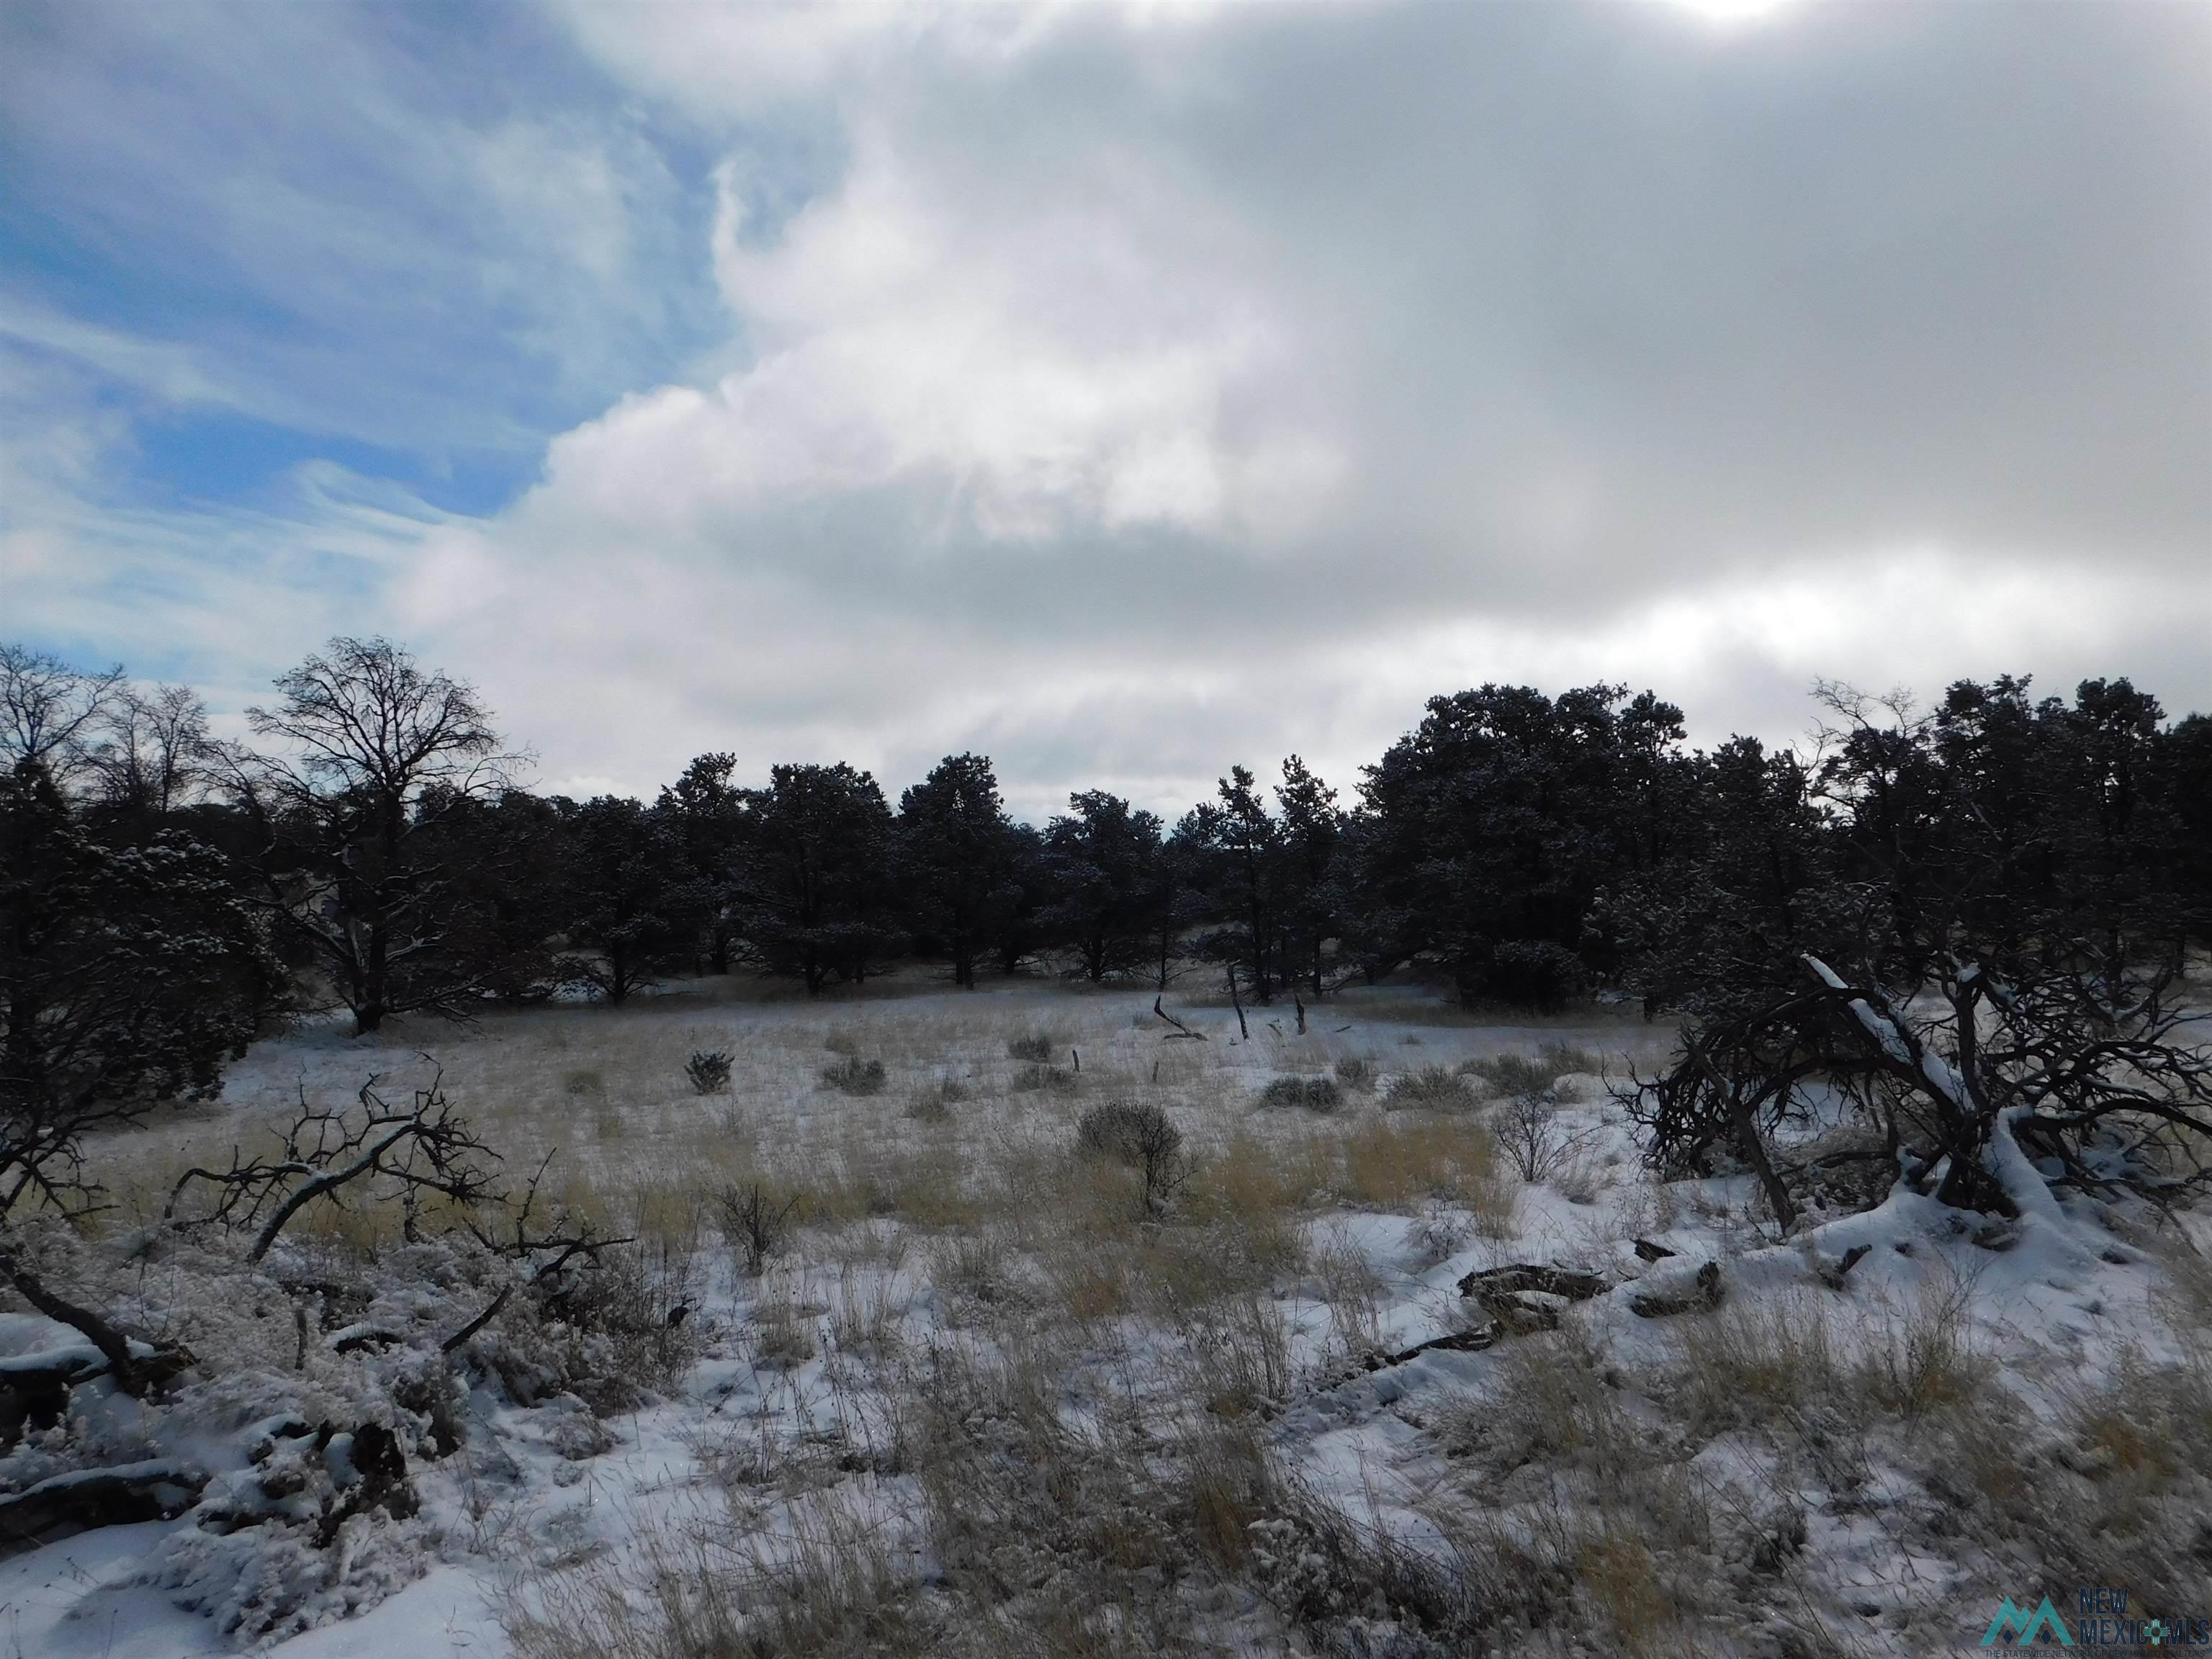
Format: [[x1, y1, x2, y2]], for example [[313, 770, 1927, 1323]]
[[4, 973, 2204, 1658]]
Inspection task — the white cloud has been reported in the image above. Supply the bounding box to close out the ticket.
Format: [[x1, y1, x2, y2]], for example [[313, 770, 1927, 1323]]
[[6, 1, 2208, 817]]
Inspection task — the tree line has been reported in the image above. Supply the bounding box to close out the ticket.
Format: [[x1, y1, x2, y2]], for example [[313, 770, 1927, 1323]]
[[4, 636, 2208, 1213]]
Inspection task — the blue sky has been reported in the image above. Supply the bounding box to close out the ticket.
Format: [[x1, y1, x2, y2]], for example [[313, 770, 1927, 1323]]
[[4, 0, 2208, 813]]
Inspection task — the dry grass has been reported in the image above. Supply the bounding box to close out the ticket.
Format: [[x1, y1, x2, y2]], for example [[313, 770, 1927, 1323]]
[[1382, 1065, 1472, 1110], [1861, 1259, 1980, 1418], [1671, 1290, 1846, 1431], [89, 984, 1888, 1658]]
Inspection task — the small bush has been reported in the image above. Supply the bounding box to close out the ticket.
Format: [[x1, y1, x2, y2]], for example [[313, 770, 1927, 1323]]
[[1008, 1062, 1076, 1095], [1672, 1293, 1845, 1431], [1495, 1092, 1567, 1182], [753, 1275, 818, 1367], [719, 1181, 801, 1277], [1078, 1100, 1175, 1163], [1460, 1043, 1601, 1099], [1332, 1056, 1377, 1093], [906, 1076, 966, 1124], [684, 1049, 733, 1095], [1076, 1100, 1187, 1215], [1383, 1065, 1472, 1109], [819, 1056, 887, 1096], [1006, 1031, 1061, 1063], [1259, 1075, 1342, 1112]]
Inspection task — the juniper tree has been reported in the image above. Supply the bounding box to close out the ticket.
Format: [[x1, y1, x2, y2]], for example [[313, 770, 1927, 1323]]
[[557, 795, 688, 1004], [657, 752, 746, 975], [1, 760, 276, 1216]]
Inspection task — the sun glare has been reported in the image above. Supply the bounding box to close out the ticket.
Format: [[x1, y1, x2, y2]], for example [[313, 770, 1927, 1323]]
[[1656, 0, 1806, 28]]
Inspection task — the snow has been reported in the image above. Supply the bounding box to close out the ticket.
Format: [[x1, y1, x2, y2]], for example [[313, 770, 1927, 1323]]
[[6, 977, 2205, 1655]]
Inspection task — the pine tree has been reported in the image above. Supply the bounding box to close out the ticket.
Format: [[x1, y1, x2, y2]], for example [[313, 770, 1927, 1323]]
[[1043, 791, 1169, 981], [557, 796, 687, 1004], [732, 763, 897, 994], [898, 754, 1017, 989]]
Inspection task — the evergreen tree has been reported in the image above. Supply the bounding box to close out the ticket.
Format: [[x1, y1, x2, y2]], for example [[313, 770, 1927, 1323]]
[[732, 763, 897, 994], [420, 788, 570, 1004], [1273, 755, 1342, 997], [897, 754, 1017, 989], [1, 760, 276, 1215], [1179, 765, 1285, 1001], [557, 795, 688, 1004], [657, 752, 746, 975], [1352, 683, 1684, 1007], [1042, 790, 1169, 981]]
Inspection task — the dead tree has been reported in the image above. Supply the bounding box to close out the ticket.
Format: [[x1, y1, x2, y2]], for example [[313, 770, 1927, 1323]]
[[166, 1071, 502, 1261], [1624, 945, 2212, 1220]]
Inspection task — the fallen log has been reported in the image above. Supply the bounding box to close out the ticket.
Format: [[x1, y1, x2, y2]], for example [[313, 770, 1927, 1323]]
[[1629, 1261, 1724, 1318], [1361, 1325, 1502, 1372], [1456, 1263, 1609, 1335], [0, 1346, 112, 1446], [1153, 996, 1208, 1041], [0, 1459, 206, 1550]]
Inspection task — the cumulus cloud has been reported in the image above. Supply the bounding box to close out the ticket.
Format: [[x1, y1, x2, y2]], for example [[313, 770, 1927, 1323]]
[[6, 1, 2208, 814]]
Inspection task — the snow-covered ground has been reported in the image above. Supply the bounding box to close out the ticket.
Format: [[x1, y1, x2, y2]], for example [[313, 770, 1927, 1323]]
[[6, 976, 2206, 1656]]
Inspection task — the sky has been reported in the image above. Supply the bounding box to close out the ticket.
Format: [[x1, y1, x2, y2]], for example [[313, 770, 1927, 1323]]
[[3, 0, 2208, 819]]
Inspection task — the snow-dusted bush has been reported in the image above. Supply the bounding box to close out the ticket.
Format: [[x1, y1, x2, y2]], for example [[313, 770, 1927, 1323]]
[[683, 1049, 732, 1094], [818, 1055, 886, 1096], [1259, 1075, 1341, 1112], [1382, 1066, 1470, 1109]]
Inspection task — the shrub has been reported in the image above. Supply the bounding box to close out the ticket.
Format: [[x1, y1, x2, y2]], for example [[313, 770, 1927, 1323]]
[[1076, 1100, 1187, 1215], [906, 1076, 966, 1124], [1863, 1265, 1979, 1418], [1008, 1062, 1076, 1095], [1332, 1056, 1377, 1093], [819, 1056, 887, 1096], [1259, 1076, 1342, 1112], [1006, 1030, 1063, 1063], [719, 1182, 800, 1277], [1495, 1092, 1567, 1182], [1460, 1043, 1601, 1098], [684, 1050, 733, 1095], [1383, 1066, 1472, 1109]]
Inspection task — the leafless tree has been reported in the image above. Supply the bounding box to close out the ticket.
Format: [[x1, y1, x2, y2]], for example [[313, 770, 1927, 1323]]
[[1626, 946, 2212, 1223], [0, 645, 125, 780], [225, 637, 526, 1033], [165, 1071, 502, 1260], [88, 683, 212, 825]]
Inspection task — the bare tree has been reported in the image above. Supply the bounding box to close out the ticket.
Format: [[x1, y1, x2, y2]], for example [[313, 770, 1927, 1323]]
[[0, 645, 125, 780], [229, 638, 526, 1033], [164, 1071, 502, 1260], [89, 683, 212, 827], [1627, 947, 2212, 1223]]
